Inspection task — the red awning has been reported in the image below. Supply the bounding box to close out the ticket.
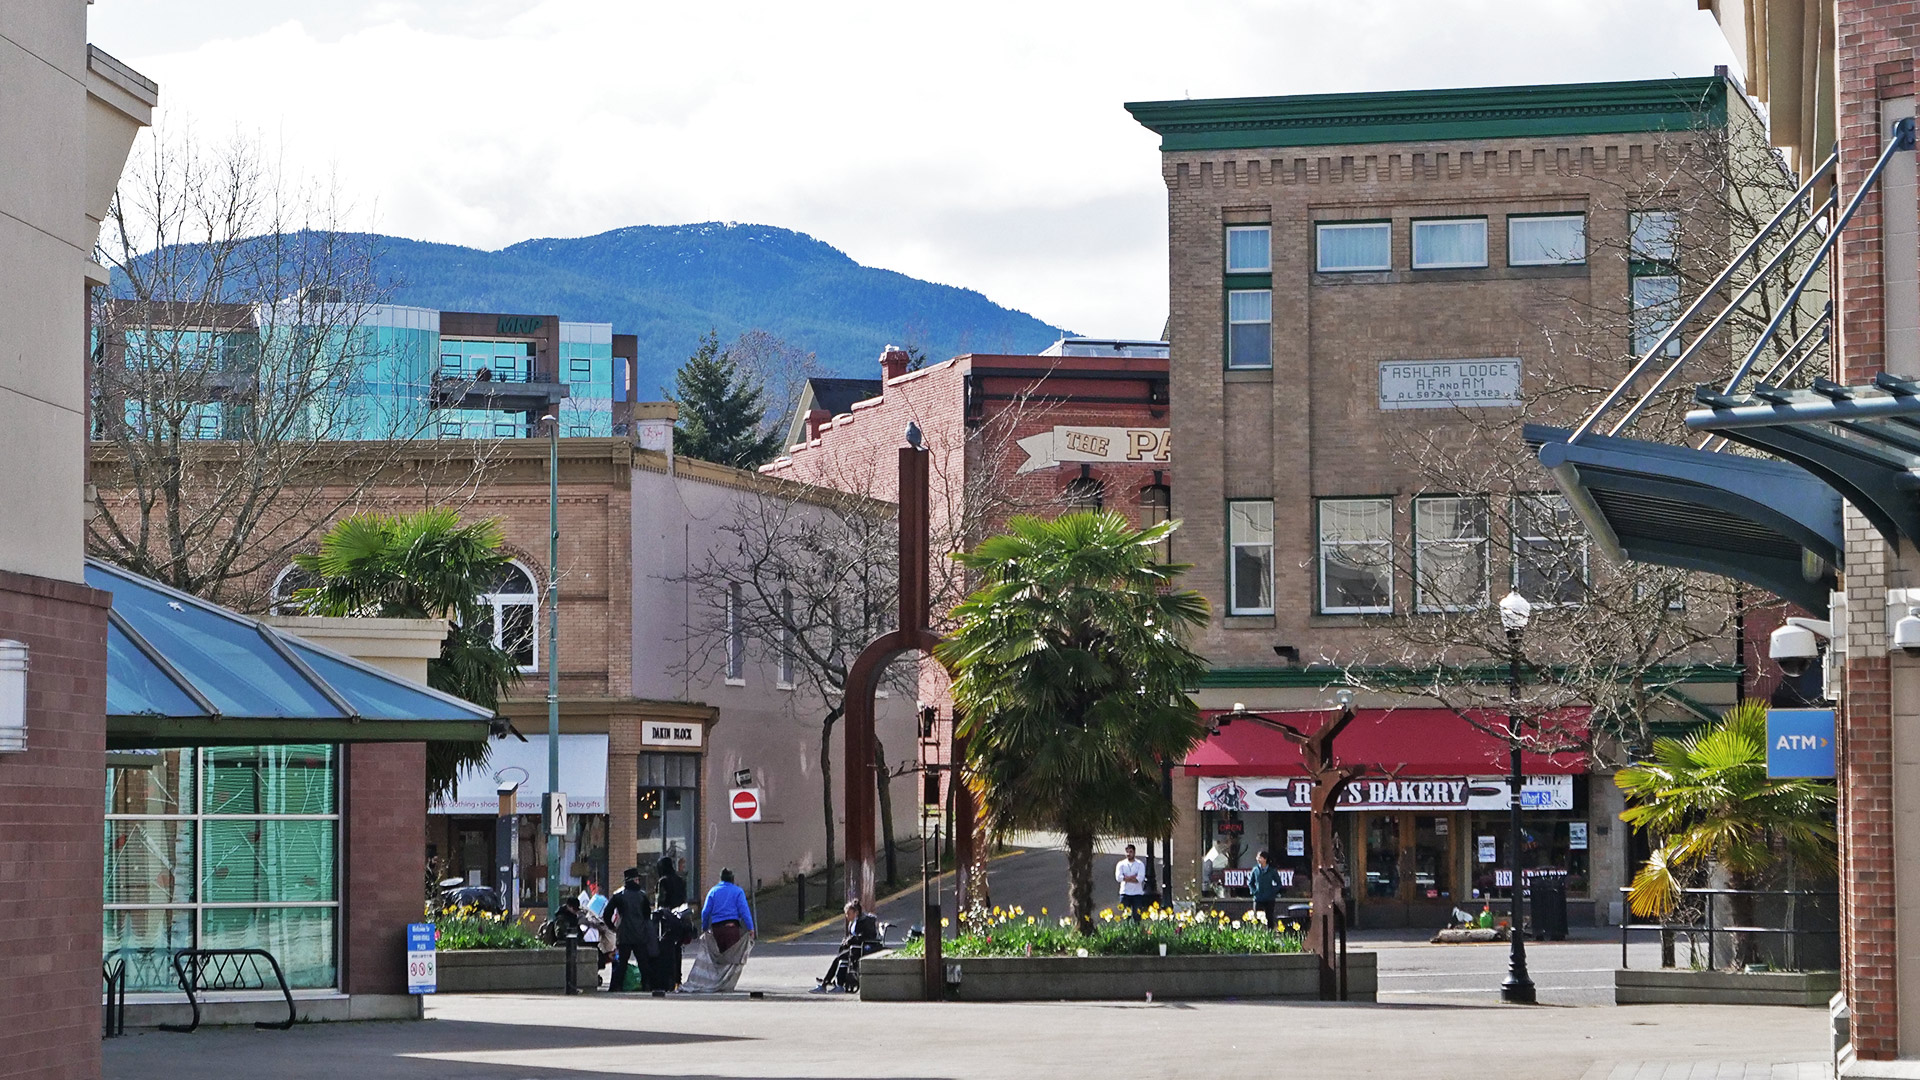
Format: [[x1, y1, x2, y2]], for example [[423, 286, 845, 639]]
[[1183, 707, 1588, 777]]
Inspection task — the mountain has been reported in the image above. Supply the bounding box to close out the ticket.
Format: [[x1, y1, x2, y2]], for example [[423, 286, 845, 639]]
[[370, 222, 1073, 395]]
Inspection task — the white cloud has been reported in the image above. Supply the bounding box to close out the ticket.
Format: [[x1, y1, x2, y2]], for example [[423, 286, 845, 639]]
[[88, 0, 1735, 343]]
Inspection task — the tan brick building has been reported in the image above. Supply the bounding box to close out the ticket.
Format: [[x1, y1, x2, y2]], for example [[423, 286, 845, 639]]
[[1127, 76, 1750, 928]]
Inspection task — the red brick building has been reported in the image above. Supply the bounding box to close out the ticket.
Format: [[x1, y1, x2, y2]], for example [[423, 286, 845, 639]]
[[761, 341, 1172, 892]]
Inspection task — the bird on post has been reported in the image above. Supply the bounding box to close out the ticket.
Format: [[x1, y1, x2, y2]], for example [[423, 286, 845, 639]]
[[905, 421, 923, 449]]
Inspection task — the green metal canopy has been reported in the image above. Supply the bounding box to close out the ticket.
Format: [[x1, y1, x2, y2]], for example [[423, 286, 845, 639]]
[[91, 559, 496, 748]]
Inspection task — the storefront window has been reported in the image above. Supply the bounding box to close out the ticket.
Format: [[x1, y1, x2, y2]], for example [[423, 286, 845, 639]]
[[1468, 776, 1591, 899], [1411, 814, 1452, 900], [1200, 810, 1320, 901], [638, 752, 699, 890], [104, 745, 339, 992], [1363, 815, 1400, 898]]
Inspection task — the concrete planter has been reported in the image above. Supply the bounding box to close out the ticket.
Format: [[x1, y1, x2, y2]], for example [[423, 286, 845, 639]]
[[1615, 968, 1840, 1006], [859, 950, 1375, 1002], [435, 948, 596, 993]]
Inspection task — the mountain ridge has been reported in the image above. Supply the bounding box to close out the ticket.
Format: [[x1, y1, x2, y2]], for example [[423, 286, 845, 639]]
[[368, 221, 1072, 394]]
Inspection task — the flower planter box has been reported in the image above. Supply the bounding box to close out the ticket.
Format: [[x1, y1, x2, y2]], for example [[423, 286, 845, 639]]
[[859, 950, 1375, 1002], [1614, 968, 1839, 1006], [435, 948, 597, 993]]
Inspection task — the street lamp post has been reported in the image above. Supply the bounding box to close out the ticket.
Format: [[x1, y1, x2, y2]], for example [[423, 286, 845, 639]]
[[1497, 590, 1536, 1005]]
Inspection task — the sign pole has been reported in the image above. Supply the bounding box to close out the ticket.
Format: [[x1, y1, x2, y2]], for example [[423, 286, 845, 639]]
[[745, 820, 756, 933], [545, 414, 562, 914]]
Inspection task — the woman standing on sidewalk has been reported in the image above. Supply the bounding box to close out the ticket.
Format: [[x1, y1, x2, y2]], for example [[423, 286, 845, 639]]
[[651, 856, 688, 990]]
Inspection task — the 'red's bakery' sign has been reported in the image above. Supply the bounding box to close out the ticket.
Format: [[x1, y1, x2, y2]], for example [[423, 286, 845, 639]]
[[1200, 775, 1571, 813]]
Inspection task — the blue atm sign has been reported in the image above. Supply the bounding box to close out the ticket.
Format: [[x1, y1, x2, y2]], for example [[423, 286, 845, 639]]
[[1767, 708, 1836, 779]]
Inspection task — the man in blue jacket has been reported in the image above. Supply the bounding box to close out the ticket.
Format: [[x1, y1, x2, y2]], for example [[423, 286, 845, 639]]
[[700, 867, 755, 954]]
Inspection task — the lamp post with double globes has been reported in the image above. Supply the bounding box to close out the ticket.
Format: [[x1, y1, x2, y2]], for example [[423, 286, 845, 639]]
[[1497, 590, 1537, 1005]]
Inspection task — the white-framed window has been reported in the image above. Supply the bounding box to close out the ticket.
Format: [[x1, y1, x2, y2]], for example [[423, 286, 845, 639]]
[[481, 562, 539, 672], [1226, 225, 1272, 272], [1318, 498, 1393, 614], [777, 587, 796, 689], [1632, 275, 1683, 358], [1511, 493, 1588, 606], [1630, 210, 1680, 263], [725, 582, 746, 684], [268, 564, 322, 616], [1227, 289, 1273, 369], [1227, 500, 1274, 615], [1315, 222, 1392, 272], [1412, 218, 1488, 269], [1413, 496, 1489, 612], [1508, 214, 1587, 266]]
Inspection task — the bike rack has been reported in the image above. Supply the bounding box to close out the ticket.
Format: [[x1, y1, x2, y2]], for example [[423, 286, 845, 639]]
[[158, 948, 296, 1033], [101, 959, 126, 1038]]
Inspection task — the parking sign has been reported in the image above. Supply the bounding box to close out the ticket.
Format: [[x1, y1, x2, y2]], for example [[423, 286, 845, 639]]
[[407, 922, 437, 995]]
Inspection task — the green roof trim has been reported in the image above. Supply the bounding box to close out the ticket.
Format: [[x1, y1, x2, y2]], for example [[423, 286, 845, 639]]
[[1125, 76, 1727, 152], [1195, 663, 1741, 690]]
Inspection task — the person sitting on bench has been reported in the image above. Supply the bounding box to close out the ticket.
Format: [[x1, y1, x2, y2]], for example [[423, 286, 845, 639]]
[[812, 900, 882, 992]]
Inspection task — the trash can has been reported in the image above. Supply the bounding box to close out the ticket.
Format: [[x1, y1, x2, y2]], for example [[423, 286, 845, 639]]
[[1528, 875, 1568, 941]]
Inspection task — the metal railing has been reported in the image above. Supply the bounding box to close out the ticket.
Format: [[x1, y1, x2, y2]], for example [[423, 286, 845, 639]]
[[1571, 117, 1916, 445], [1618, 887, 1839, 971]]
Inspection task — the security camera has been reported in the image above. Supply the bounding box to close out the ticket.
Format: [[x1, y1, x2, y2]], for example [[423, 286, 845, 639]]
[[1896, 607, 1920, 657], [1769, 622, 1820, 677]]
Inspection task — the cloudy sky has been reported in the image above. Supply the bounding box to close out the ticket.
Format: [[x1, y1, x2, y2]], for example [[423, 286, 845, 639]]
[[88, 1, 1737, 340]]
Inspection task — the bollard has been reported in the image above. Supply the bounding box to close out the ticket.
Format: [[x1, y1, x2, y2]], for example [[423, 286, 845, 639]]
[[798, 872, 807, 922], [565, 933, 579, 995]]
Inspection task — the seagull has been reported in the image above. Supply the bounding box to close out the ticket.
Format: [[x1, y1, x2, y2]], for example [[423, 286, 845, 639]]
[[905, 421, 922, 449]]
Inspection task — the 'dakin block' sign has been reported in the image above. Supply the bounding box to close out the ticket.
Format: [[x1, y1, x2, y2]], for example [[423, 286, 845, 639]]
[[1766, 708, 1836, 779]]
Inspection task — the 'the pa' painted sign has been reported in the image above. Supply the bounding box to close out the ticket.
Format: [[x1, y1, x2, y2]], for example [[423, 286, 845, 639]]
[[1767, 708, 1836, 779]]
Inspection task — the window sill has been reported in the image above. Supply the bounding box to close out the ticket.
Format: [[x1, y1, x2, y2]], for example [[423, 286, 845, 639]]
[[1223, 615, 1276, 629], [776, 682, 795, 692], [1224, 369, 1273, 383], [725, 678, 746, 687], [1307, 613, 1391, 627]]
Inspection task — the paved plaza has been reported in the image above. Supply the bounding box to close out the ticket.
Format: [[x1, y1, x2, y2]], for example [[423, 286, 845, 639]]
[[102, 940, 1831, 1080]]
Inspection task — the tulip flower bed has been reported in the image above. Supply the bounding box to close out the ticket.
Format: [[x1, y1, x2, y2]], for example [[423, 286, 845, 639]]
[[430, 903, 544, 951], [893, 903, 1303, 958]]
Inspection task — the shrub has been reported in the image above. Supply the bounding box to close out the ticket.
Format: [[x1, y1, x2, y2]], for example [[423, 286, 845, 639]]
[[893, 903, 1302, 958], [430, 903, 545, 951]]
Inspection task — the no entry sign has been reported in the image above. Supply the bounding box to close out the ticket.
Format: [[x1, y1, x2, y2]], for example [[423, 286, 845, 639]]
[[728, 787, 762, 823]]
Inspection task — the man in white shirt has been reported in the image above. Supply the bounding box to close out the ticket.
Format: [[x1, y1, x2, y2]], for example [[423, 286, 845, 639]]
[[1114, 844, 1149, 918]]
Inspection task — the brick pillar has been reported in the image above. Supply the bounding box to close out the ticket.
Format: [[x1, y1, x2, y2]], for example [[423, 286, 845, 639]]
[[880, 346, 910, 383], [344, 742, 426, 998], [0, 570, 109, 1080]]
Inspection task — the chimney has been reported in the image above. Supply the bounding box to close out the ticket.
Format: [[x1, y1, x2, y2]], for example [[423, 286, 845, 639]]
[[880, 344, 910, 384], [805, 408, 831, 440]]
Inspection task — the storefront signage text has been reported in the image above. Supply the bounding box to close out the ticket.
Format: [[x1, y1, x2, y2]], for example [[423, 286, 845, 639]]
[[1014, 426, 1171, 474], [1221, 868, 1295, 889], [496, 315, 544, 334], [1378, 359, 1522, 411], [1200, 774, 1572, 813], [642, 722, 702, 747]]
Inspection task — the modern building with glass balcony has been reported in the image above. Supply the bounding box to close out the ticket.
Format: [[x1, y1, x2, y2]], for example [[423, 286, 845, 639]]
[[95, 301, 642, 443]]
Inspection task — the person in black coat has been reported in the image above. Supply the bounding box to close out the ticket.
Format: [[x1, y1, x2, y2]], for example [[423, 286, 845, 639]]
[[604, 868, 654, 992], [812, 901, 882, 992], [650, 856, 689, 990]]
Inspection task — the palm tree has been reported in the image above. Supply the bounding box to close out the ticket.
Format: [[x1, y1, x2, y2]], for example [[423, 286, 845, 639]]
[[937, 511, 1210, 932], [292, 509, 522, 800], [1617, 700, 1836, 965]]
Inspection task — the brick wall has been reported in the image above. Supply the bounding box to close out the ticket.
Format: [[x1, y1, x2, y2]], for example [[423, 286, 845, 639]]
[[343, 741, 426, 996], [1835, 4, 1918, 1059], [1159, 130, 1732, 670], [0, 569, 109, 1080]]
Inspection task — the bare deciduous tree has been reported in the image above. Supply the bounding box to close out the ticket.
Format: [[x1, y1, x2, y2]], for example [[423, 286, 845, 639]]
[[88, 128, 477, 607]]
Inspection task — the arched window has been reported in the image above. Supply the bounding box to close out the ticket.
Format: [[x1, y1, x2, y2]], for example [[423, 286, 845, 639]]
[[1063, 471, 1104, 512], [269, 565, 322, 615], [482, 562, 539, 672]]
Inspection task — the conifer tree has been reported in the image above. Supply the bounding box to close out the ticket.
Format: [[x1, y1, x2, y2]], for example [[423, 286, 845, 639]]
[[667, 330, 782, 468]]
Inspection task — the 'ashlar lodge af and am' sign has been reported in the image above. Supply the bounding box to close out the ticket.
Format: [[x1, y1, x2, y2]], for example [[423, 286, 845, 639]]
[[1378, 359, 1522, 410]]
